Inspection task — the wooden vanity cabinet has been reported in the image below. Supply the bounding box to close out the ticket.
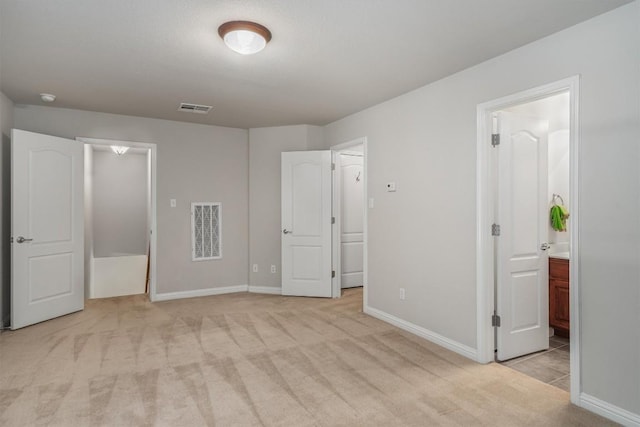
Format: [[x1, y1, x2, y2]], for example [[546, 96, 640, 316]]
[[549, 258, 570, 337]]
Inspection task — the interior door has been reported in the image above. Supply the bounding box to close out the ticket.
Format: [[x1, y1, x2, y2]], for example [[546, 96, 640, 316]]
[[11, 129, 84, 329], [496, 112, 549, 361], [281, 151, 332, 297], [339, 153, 364, 288]]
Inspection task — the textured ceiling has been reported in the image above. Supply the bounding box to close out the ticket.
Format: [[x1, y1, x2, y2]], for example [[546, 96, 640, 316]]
[[0, 0, 631, 129]]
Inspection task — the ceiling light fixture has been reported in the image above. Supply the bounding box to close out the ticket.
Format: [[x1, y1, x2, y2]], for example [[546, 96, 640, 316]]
[[111, 145, 129, 155], [218, 21, 272, 55], [40, 93, 56, 103]]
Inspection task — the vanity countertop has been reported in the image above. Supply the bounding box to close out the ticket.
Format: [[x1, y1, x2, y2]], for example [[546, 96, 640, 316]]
[[549, 251, 569, 260]]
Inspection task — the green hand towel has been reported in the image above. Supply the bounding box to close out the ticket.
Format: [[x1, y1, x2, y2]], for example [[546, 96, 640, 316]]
[[550, 205, 569, 232]]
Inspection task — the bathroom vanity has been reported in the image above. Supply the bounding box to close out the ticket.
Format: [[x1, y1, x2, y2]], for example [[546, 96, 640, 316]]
[[549, 256, 570, 337]]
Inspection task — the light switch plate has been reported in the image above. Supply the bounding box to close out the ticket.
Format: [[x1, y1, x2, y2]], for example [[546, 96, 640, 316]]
[[170, 199, 176, 207]]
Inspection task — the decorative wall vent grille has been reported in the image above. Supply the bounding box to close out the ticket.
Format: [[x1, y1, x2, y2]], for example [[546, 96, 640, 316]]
[[191, 202, 221, 261], [178, 103, 213, 114]]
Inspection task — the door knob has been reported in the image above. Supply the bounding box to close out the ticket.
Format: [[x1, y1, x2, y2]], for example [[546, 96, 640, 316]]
[[283, 229, 292, 234], [540, 243, 550, 251], [16, 236, 33, 244]]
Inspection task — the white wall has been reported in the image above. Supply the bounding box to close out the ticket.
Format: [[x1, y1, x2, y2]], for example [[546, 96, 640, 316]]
[[0, 91, 13, 327], [248, 125, 323, 289], [506, 92, 571, 245], [323, 3, 639, 417], [14, 105, 249, 296], [92, 149, 148, 257], [548, 129, 570, 245]]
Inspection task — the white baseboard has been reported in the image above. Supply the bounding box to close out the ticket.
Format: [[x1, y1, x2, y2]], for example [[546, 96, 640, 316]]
[[248, 286, 282, 295], [364, 304, 477, 361], [154, 285, 249, 301], [580, 393, 640, 426]]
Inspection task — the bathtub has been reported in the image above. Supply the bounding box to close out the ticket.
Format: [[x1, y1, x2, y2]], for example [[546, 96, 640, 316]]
[[90, 254, 148, 299]]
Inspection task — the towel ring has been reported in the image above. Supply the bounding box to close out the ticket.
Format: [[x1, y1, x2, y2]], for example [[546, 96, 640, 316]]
[[552, 193, 565, 205]]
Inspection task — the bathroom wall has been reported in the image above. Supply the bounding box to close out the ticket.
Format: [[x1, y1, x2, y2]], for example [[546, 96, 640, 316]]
[[506, 92, 570, 245], [92, 148, 148, 257]]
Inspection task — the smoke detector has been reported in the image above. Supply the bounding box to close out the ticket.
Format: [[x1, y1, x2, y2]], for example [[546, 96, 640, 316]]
[[40, 93, 56, 103]]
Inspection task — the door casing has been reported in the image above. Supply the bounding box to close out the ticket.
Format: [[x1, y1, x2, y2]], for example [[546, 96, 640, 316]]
[[476, 76, 580, 404]]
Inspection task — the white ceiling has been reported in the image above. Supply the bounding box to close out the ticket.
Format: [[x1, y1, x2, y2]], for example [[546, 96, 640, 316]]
[[0, 0, 631, 129]]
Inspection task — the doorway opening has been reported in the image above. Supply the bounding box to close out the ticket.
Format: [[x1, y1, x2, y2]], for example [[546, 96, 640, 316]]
[[476, 77, 579, 402], [78, 138, 157, 301], [331, 138, 367, 300], [496, 92, 571, 390]]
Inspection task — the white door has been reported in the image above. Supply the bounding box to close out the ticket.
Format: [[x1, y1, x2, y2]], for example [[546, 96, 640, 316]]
[[496, 112, 550, 361], [339, 153, 364, 288], [11, 129, 84, 329], [281, 151, 332, 297]]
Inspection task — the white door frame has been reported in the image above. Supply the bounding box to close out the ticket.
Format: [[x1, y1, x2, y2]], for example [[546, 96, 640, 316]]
[[331, 137, 368, 299], [76, 137, 158, 302], [476, 76, 580, 403]]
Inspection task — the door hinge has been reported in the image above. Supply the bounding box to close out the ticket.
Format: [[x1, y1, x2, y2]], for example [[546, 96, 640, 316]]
[[492, 313, 501, 327], [331, 216, 335, 224], [491, 134, 500, 147], [331, 163, 336, 170], [332, 270, 336, 278], [491, 223, 500, 236]]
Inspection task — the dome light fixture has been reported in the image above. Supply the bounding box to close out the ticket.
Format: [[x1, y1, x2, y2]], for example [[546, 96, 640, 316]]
[[111, 145, 129, 155], [218, 21, 272, 55], [40, 93, 56, 103]]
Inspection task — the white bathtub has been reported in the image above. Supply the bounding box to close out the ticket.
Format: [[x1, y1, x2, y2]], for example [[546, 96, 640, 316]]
[[90, 254, 148, 299]]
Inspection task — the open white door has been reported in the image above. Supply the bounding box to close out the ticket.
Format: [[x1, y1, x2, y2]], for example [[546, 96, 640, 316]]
[[496, 112, 549, 361], [11, 129, 84, 329], [281, 151, 332, 297], [338, 152, 364, 288]]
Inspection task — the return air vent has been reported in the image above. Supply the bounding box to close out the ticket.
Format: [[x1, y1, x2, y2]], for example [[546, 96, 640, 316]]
[[178, 103, 212, 114]]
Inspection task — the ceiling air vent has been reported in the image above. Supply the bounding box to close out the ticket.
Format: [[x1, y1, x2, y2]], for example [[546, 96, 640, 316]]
[[178, 103, 212, 114]]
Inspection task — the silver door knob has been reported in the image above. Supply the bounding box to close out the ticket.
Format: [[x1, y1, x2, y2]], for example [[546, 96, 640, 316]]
[[540, 243, 550, 251], [16, 236, 33, 243], [283, 229, 292, 234]]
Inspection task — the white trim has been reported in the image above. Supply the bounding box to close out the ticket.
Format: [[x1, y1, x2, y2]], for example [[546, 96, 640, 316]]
[[475, 76, 581, 401], [579, 393, 640, 427], [76, 137, 159, 303], [330, 137, 368, 302], [364, 304, 477, 361], [248, 286, 282, 295], [154, 285, 249, 301]]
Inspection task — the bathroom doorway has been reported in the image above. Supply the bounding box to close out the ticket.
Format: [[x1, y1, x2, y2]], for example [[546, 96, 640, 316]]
[[78, 138, 157, 301], [494, 92, 572, 391], [476, 77, 579, 400]]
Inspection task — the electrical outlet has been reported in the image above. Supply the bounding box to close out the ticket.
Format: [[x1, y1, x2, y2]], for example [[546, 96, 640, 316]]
[[271, 265, 276, 273], [252, 264, 258, 273], [386, 182, 396, 192], [399, 288, 405, 300]]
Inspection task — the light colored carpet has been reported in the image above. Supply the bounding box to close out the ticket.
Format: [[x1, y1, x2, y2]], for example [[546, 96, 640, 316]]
[[0, 288, 614, 426]]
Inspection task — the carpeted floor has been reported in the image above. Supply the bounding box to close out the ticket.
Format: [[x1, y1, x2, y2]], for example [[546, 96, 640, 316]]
[[0, 288, 614, 426]]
